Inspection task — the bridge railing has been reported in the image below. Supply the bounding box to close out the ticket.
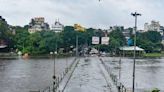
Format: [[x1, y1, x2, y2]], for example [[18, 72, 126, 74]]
[[100, 58, 130, 92], [38, 58, 77, 92]]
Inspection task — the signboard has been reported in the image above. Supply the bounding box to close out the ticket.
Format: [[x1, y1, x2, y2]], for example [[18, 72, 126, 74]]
[[101, 37, 109, 45], [92, 37, 99, 44]]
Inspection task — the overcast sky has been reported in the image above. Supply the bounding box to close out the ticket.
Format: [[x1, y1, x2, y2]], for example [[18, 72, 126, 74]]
[[0, 0, 164, 29]]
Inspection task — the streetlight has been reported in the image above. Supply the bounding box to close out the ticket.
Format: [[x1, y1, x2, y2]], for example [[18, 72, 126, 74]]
[[74, 23, 85, 57], [76, 35, 79, 57], [131, 12, 141, 92], [53, 40, 58, 92]]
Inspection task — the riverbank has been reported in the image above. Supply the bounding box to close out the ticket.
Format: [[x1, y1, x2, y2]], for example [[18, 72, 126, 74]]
[[0, 53, 74, 59], [110, 52, 164, 58], [0, 53, 18, 59], [143, 53, 164, 58]]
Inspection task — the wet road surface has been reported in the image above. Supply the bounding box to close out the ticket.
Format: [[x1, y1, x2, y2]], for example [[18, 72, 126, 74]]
[[64, 57, 110, 92]]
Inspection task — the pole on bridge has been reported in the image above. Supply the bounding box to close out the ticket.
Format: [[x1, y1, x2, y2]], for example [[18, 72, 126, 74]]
[[53, 40, 58, 92], [76, 35, 79, 57], [131, 12, 141, 92]]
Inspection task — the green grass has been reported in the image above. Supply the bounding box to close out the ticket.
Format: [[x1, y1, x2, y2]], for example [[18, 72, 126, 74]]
[[143, 53, 163, 57]]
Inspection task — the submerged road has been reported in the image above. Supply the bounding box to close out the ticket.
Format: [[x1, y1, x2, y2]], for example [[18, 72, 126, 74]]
[[1, 57, 164, 92], [63, 57, 111, 92]]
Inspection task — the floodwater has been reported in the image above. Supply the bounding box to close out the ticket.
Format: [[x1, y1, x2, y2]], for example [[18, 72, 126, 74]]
[[1, 56, 164, 92], [64, 57, 110, 92], [0, 57, 75, 92], [102, 57, 164, 92]]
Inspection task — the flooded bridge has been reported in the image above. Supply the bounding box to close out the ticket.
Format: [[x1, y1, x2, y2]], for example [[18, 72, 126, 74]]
[[0, 57, 164, 92]]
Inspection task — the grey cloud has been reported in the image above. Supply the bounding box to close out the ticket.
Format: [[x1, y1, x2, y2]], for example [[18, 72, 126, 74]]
[[0, 0, 164, 29]]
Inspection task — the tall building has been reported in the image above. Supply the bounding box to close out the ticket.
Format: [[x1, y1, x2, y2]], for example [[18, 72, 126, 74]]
[[144, 20, 163, 35], [28, 17, 49, 33], [123, 28, 133, 40], [51, 20, 64, 33]]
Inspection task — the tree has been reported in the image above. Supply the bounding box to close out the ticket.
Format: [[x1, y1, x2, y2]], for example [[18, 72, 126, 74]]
[[40, 31, 62, 53], [86, 28, 94, 46], [135, 31, 162, 53], [61, 26, 76, 52], [140, 31, 162, 43], [13, 26, 30, 53], [152, 88, 160, 92], [108, 29, 126, 53], [0, 20, 9, 40]]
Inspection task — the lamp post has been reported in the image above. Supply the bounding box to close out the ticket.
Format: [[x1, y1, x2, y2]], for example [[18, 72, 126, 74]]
[[131, 12, 141, 92], [76, 35, 79, 57], [53, 41, 57, 92], [74, 24, 85, 57]]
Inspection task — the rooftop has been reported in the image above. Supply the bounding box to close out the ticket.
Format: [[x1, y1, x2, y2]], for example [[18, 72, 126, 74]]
[[0, 45, 7, 49], [119, 46, 144, 51]]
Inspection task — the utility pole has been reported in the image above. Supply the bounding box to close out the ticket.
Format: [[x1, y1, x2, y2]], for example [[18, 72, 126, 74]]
[[131, 12, 141, 92], [53, 40, 57, 92], [76, 35, 79, 57]]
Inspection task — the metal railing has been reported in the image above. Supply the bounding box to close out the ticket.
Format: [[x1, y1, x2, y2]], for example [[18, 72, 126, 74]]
[[100, 58, 129, 92], [37, 58, 78, 92]]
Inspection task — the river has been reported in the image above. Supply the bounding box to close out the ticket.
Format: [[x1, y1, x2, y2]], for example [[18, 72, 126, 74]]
[[0, 57, 164, 92], [0, 57, 75, 92], [102, 57, 164, 92]]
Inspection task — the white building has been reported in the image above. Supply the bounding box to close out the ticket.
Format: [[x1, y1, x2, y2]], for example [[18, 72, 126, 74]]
[[28, 17, 49, 33], [51, 20, 64, 33], [123, 28, 131, 40], [144, 20, 163, 35]]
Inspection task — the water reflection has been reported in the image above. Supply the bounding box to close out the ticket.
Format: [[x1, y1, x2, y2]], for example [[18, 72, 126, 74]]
[[0, 57, 75, 92], [103, 57, 164, 91]]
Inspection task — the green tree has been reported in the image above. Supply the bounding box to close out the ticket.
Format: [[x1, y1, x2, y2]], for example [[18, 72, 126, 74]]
[[0, 20, 9, 40], [140, 31, 161, 43], [136, 31, 162, 52], [86, 28, 94, 46], [0, 20, 15, 51], [61, 26, 76, 52], [40, 31, 62, 53], [108, 29, 126, 52], [13, 26, 30, 53], [152, 88, 160, 92]]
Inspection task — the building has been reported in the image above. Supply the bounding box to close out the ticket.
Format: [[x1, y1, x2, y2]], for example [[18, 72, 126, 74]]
[[162, 36, 164, 45], [137, 30, 145, 33], [28, 17, 49, 33], [110, 26, 124, 31], [51, 20, 64, 33], [107, 26, 124, 33], [123, 28, 132, 40], [119, 46, 144, 57], [144, 20, 163, 35]]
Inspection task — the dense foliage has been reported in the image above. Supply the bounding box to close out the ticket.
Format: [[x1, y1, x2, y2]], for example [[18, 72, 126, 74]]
[[136, 31, 162, 53], [108, 29, 126, 52], [0, 20, 14, 50], [0, 20, 163, 55]]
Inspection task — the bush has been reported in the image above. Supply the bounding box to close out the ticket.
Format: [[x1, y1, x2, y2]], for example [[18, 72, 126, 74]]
[[152, 88, 160, 92]]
